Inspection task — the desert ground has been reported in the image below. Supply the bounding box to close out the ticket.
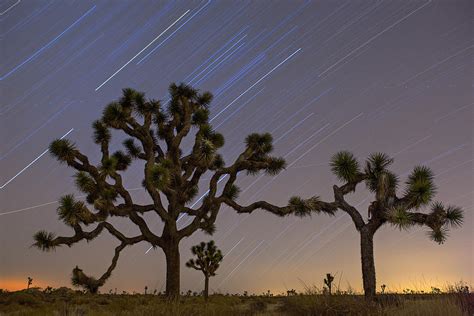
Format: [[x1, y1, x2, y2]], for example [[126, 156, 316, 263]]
[[0, 287, 472, 316]]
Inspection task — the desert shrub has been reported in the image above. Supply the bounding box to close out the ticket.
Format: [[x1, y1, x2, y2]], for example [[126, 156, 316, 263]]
[[279, 295, 381, 315], [5, 291, 43, 307], [249, 298, 267, 312], [376, 294, 403, 308]]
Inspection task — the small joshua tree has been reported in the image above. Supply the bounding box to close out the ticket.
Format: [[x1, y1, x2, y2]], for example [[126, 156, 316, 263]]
[[186, 240, 223, 300], [27, 277, 33, 290], [324, 273, 335, 295], [144, 286, 148, 295], [311, 151, 464, 300], [380, 284, 386, 294]]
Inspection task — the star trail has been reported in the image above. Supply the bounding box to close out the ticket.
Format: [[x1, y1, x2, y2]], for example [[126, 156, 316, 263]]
[[0, 0, 472, 294]]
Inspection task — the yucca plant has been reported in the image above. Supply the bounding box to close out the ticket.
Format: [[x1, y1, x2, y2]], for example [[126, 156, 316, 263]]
[[315, 151, 464, 300], [185, 240, 223, 300], [33, 84, 320, 298], [323, 273, 335, 295], [27, 277, 32, 290]]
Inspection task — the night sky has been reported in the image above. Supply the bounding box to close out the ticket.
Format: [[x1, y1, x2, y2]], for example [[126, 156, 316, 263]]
[[1, 0, 472, 294]]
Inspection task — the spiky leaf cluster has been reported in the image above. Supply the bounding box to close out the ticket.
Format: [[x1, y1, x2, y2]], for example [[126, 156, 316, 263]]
[[111, 151, 132, 170], [246, 133, 274, 157], [33, 230, 56, 251], [330, 151, 360, 183], [427, 227, 448, 244], [404, 166, 436, 208], [57, 195, 94, 226], [444, 205, 463, 227], [387, 206, 413, 230], [123, 138, 142, 158], [92, 120, 110, 144], [200, 221, 216, 235], [49, 139, 76, 163], [364, 153, 394, 192], [102, 102, 127, 128], [288, 196, 328, 217], [222, 184, 240, 201], [75, 171, 96, 194]]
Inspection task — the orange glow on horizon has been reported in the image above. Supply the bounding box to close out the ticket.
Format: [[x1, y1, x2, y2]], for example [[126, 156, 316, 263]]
[[1, 277, 52, 292]]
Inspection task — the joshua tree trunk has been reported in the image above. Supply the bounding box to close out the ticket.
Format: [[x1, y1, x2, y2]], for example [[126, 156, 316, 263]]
[[204, 275, 209, 300], [164, 242, 180, 299], [360, 229, 376, 300]]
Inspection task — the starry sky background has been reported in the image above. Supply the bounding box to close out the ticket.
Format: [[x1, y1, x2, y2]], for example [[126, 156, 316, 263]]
[[1, 0, 472, 294]]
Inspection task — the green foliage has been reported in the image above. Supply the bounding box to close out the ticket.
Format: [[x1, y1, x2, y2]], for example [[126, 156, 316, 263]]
[[153, 110, 168, 125], [265, 157, 286, 175], [387, 207, 413, 230], [209, 154, 225, 170], [200, 221, 216, 235], [245, 133, 273, 156], [168, 83, 198, 101], [49, 139, 76, 162], [74, 171, 96, 194], [149, 161, 171, 189], [428, 227, 448, 244], [92, 120, 111, 144], [197, 91, 213, 106], [102, 102, 126, 127], [404, 166, 436, 208], [120, 88, 145, 109], [330, 151, 360, 183], [33, 230, 56, 251], [364, 153, 394, 192], [192, 108, 209, 125], [200, 139, 217, 164], [100, 156, 118, 176], [183, 185, 199, 203], [223, 184, 240, 201], [209, 132, 225, 149], [431, 202, 464, 228], [288, 196, 327, 217], [123, 138, 142, 158], [57, 195, 94, 226], [444, 205, 464, 227], [111, 151, 132, 171]]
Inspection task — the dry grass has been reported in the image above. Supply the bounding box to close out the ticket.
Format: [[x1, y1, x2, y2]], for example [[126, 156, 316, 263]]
[[0, 288, 472, 316]]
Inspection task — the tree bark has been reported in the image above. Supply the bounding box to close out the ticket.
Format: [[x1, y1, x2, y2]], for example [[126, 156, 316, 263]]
[[204, 276, 209, 300], [164, 242, 180, 299], [360, 229, 376, 300]]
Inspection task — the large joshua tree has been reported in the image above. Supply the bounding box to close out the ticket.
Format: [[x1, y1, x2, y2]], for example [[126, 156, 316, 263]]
[[32, 83, 322, 297], [316, 151, 463, 300], [186, 240, 223, 300]]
